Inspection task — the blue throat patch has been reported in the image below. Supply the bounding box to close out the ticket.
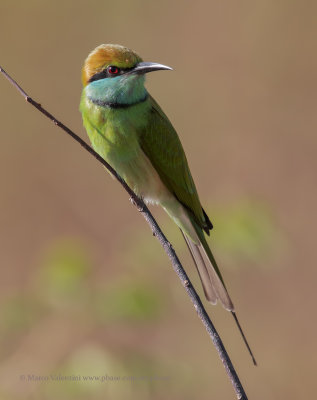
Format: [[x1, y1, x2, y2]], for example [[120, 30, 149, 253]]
[[85, 74, 148, 108]]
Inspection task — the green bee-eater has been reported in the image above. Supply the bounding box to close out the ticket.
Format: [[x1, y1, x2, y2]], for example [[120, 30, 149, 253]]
[[80, 44, 255, 363]]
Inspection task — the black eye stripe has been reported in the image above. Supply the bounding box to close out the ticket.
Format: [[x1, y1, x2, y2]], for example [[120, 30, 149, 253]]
[[88, 66, 134, 83], [88, 70, 108, 83]]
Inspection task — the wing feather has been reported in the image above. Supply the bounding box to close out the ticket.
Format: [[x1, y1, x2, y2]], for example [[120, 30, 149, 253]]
[[140, 95, 209, 232]]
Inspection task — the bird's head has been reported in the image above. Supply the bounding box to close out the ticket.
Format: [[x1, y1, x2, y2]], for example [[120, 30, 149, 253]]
[[81, 44, 172, 107]]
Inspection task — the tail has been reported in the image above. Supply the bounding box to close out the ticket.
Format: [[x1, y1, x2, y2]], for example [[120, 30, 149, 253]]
[[181, 219, 257, 365], [181, 230, 234, 310]]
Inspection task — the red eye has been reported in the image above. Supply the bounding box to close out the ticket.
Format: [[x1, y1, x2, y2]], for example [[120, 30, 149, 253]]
[[108, 66, 119, 75]]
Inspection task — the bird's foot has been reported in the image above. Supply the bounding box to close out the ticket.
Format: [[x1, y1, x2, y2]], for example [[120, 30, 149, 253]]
[[129, 196, 144, 212]]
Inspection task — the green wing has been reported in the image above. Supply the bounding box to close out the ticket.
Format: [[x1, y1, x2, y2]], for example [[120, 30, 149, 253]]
[[140, 95, 212, 233]]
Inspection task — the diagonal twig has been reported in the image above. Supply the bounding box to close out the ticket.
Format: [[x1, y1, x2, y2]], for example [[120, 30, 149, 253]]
[[0, 65, 249, 400]]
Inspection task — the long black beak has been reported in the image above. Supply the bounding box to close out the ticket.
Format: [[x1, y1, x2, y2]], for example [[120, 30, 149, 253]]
[[131, 62, 173, 75]]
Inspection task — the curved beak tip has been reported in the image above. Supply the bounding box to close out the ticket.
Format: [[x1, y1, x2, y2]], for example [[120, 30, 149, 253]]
[[133, 62, 173, 74]]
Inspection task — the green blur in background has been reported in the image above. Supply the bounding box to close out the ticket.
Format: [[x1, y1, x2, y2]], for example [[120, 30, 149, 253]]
[[0, 1, 316, 399]]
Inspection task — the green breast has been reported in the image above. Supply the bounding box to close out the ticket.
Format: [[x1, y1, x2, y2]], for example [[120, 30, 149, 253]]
[[80, 93, 152, 192]]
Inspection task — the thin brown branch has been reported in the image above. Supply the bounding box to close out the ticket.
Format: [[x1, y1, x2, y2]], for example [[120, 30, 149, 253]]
[[0, 65, 249, 400]]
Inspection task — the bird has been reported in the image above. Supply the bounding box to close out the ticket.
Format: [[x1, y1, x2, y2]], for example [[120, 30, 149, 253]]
[[80, 44, 256, 364]]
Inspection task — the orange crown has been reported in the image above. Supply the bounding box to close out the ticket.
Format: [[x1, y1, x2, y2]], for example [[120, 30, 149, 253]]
[[81, 44, 143, 87]]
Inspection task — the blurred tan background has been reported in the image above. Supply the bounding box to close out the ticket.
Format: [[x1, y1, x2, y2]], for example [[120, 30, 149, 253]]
[[0, 1, 316, 399]]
